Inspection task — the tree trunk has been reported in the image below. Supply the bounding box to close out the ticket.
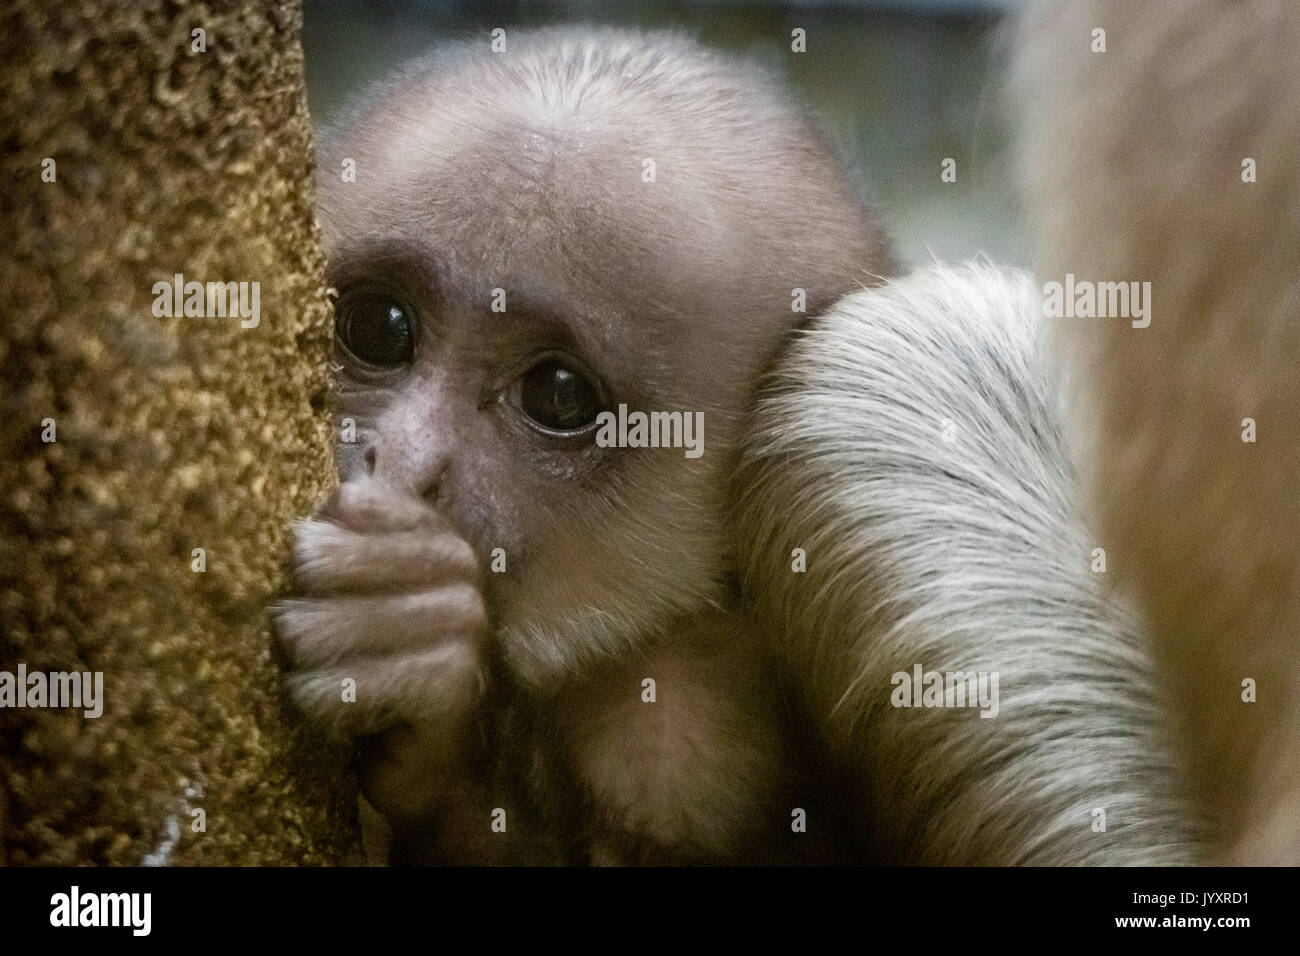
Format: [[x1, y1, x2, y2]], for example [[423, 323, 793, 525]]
[[0, 0, 359, 865]]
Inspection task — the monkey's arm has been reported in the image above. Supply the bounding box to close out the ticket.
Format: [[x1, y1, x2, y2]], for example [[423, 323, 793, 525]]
[[737, 262, 1202, 864]]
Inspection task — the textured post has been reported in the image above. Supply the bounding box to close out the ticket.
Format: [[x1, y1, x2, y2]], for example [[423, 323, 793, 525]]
[[0, 0, 359, 864]]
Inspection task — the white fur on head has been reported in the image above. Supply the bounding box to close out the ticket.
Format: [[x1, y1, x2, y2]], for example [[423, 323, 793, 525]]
[[737, 262, 1200, 864]]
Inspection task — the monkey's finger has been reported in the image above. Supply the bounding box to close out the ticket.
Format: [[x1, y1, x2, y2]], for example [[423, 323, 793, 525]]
[[317, 476, 450, 535], [291, 518, 479, 594], [274, 585, 486, 668], [284, 644, 482, 735]]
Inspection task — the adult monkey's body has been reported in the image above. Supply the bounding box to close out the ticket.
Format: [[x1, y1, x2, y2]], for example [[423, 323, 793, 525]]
[[1016, 0, 1300, 864]]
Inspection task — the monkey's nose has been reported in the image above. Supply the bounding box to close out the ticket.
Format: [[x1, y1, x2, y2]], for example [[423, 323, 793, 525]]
[[366, 443, 444, 503]]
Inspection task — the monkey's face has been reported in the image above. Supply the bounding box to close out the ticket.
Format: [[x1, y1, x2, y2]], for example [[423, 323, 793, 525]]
[[316, 37, 886, 685], [321, 172, 750, 687]]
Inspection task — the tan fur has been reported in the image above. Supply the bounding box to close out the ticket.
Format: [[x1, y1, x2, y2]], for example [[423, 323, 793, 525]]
[[552, 611, 785, 858], [1014, 0, 1300, 863]]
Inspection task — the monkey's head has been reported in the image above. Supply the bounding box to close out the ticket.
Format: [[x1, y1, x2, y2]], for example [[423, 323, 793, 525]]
[[317, 28, 889, 686]]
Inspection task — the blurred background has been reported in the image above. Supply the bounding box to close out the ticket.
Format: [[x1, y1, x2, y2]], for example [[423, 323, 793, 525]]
[[303, 0, 1026, 269]]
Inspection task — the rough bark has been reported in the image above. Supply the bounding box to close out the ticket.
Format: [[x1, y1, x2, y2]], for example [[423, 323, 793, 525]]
[[0, 0, 359, 864]]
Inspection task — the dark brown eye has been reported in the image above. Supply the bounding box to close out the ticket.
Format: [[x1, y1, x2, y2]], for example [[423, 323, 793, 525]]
[[335, 290, 414, 367], [516, 358, 603, 432]]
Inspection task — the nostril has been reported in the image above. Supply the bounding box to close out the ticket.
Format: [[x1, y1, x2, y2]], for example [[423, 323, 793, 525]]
[[363, 446, 377, 474], [418, 461, 446, 505]]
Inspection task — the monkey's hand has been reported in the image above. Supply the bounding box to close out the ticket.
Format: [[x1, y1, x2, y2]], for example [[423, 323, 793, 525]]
[[275, 476, 487, 823]]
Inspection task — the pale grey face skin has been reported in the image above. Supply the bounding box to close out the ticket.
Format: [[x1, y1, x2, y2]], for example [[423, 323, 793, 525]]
[[314, 28, 888, 688]]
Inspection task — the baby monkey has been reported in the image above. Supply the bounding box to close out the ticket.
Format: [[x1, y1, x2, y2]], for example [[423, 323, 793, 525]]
[[277, 28, 888, 863]]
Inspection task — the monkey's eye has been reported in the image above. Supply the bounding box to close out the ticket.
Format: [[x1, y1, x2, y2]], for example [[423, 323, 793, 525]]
[[335, 290, 415, 367], [513, 358, 604, 433]]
